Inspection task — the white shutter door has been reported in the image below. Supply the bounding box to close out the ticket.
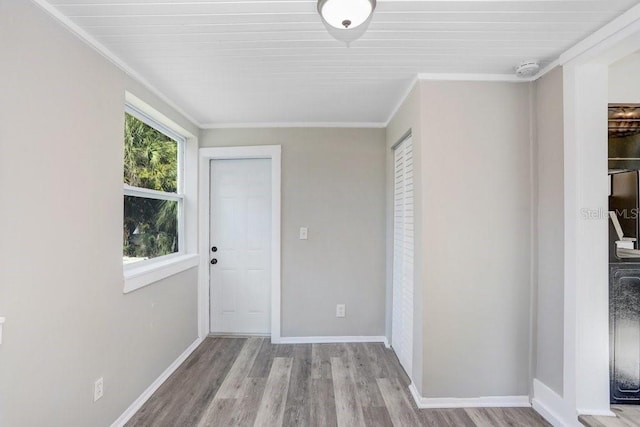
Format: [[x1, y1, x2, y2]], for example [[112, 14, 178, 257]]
[[392, 136, 414, 377]]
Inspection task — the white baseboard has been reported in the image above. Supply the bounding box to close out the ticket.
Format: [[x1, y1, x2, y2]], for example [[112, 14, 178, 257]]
[[276, 335, 387, 345], [111, 337, 203, 427], [208, 332, 271, 338], [531, 379, 580, 427], [409, 382, 531, 409], [578, 409, 616, 417]]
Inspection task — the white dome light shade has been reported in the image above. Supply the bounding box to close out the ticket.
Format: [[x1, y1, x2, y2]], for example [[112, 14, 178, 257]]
[[318, 0, 375, 30]]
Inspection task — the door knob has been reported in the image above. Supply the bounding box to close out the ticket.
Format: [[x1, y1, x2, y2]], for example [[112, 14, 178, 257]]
[[210, 259, 218, 265]]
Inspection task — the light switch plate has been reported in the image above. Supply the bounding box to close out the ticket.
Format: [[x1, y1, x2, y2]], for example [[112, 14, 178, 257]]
[[299, 227, 308, 240], [336, 304, 346, 318]]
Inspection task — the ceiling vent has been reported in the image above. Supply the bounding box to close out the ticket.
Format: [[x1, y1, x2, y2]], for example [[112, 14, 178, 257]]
[[514, 61, 540, 79]]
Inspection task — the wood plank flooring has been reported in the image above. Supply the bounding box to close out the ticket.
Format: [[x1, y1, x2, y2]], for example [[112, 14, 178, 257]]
[[126, 337, 551, 427], [580, 405, 640, 427]]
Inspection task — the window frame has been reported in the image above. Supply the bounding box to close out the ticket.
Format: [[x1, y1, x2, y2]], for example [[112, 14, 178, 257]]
[[122, 101, 197, 293]]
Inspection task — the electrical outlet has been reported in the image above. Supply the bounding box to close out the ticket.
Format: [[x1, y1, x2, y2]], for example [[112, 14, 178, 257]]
[[94, 378, 104, 402], [336, 304, 346, 318], [299, 227, 308, 240]]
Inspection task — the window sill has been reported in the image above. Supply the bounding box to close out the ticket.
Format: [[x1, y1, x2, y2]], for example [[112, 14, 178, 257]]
[[123, 254, 199, 294]]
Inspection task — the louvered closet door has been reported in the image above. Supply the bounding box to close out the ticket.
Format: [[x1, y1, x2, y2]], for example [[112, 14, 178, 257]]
[[392, 136, 414, 377]]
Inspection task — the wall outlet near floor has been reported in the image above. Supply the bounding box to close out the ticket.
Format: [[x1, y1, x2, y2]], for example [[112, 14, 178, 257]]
[[94, 377, 104, 402], [336, 304, 346, 318], [299, 227, 308, 240]]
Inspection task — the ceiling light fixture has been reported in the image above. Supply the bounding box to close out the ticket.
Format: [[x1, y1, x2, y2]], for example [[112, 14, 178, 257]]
[[317, 0, 376, 46]]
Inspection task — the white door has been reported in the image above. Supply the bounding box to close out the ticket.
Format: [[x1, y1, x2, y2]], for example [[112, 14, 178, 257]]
[[392, 136, 414, 376], [210, 158, 272, 334]]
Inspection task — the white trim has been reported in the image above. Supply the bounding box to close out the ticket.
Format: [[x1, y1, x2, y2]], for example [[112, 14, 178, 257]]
[[527, 81, 538, 401], [563, 61, 611, 420], [123, 254, 199, 294], [123, 95, 195, 258], [408, 383, 531, 409], [200, 122, 386, 129], [579, 409, 617, 417], [208, 332, 271, 338], [384, 72, 540, 126], [417, 73, 534, 83], [198, 145, 282, 342], [558, 10, 640, 420], [409, 382, 423, 406], [385, 76, 419, 127], [125, 92, 195, 140], [559, 4, 640, 67], [531, 379, 578, 427], [123, 185, 183, 202], [31, 0, 202, 128], [110, 338, 203, 427], [532, 403, 566, 427], [126, 103, 188, 146], [277, 336, 387, 345], [416, 397, 531, 409], [122, 98, 198, 293], [30, 0, 640, 133], [535, 59, 561, 82]]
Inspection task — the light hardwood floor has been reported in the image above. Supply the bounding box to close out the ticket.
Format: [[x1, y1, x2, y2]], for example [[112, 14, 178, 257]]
[[126, 337, 550, 426], [580, 406, 640, 427]]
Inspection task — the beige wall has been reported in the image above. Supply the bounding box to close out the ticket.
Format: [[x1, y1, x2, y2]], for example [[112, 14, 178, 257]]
[[534, 67, 565, 395], [200, 128, 387, 337], [609, 51, 640, 103], [0, 0, 570, 417], [387, 80, 533, 398], [0, 1, 199, 426], [419, 81, 532, 397]]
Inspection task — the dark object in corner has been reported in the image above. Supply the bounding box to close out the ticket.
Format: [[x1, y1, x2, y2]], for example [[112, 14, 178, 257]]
[[611, 263, 640, 404]]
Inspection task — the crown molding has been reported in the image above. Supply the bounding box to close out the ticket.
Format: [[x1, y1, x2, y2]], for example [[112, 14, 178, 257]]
[[384, 72, 538, 126], [30, 0, 640, 131], [417, 73, 534, 83], [558, 3, 640, 67], [518, 3, 640, 79], [201, 122, 386, 129], [531, 59, 560, 82], [384, 76, 419, 128], [31, 0, 203, 128]]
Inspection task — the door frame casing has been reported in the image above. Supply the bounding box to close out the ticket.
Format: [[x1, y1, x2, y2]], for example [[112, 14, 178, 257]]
[[198, 145, 282, 342], [558, 8, 640, 419]]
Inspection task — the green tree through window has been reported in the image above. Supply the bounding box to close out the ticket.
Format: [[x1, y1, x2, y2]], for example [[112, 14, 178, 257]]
[[123, 113, 180, 263]]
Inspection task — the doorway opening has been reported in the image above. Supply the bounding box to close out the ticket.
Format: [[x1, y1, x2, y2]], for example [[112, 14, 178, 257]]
[[563, 21, 640, 422], [608, 54, 640, 416]]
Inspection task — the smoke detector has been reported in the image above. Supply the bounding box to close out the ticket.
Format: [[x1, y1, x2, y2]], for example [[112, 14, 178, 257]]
[[514, 60, 540, 78]]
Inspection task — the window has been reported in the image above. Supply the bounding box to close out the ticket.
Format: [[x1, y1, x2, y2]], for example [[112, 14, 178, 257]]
[[123, 106, 184, 266]]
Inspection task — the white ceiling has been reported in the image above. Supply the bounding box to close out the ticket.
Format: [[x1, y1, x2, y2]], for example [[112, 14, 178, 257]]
[[44, 0, 639, 126]]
